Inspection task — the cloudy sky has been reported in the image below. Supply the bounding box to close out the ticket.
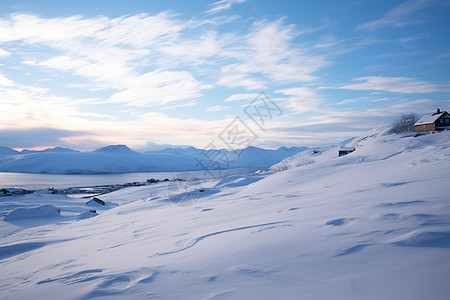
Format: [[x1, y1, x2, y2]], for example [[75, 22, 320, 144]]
[[0, 0, 449, 151]]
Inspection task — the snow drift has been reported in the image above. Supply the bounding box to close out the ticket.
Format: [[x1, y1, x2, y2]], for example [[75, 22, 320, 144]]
[[4, 205, 61, 221], [0, 129, 449, 299]]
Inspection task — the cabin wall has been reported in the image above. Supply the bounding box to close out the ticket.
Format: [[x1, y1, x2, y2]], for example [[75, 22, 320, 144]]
[[435, 114, 450, 130], [338, 150, 354, 157], [414, 123, 435, 132]]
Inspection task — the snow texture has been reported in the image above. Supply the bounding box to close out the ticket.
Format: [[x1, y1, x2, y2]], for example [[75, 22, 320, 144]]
[[0, 129, 449, 299], [3, 205, 61, 221]]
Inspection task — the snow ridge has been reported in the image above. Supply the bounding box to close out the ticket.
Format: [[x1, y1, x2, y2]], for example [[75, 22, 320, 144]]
[[0, 129, 449, 299], [0, 145, 307, 174]]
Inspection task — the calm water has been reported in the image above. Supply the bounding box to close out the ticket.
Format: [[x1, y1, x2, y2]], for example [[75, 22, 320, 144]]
[[0, 169, 257, 190]]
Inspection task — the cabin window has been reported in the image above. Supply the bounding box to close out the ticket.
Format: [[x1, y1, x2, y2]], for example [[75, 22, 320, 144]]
[[446, 119, 449, 124], [440, 119, 444, 124]]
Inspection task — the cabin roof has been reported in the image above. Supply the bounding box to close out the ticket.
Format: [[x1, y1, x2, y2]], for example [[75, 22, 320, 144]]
[[339, 147, 355, 151], [414, 111, 447, 126]]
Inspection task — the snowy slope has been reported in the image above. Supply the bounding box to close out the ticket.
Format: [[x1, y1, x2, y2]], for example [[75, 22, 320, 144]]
[[0, 145, 305, 174], [0, 146, 18, 156], [0, 129, 449, 299], [230, 146, 308, 169]]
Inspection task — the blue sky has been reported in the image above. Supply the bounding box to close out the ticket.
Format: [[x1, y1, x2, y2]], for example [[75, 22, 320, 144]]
[[0, 0, 449, 151]]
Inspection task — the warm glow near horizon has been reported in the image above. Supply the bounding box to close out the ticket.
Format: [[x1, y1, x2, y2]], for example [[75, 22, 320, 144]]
[[0, 0, 449, 151]]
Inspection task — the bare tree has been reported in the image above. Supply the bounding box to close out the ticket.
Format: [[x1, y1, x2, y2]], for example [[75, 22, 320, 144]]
[[389, 113, 419, 134]]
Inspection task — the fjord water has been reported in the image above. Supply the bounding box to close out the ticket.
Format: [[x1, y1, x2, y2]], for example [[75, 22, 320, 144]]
[[0, 168, 256, 190]]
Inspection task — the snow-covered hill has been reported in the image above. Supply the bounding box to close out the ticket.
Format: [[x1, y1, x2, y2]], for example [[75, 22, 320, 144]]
[[0, 145, 305, 174], [0, 146, 18, 156], [0, 129, 449, 299]]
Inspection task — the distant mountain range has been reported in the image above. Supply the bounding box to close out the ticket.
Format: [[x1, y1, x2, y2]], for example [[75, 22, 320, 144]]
[[0, 145, 308, 174]]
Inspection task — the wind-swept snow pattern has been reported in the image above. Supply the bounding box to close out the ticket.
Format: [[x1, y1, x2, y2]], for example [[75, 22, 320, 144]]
[[0, 129, 449, 299]]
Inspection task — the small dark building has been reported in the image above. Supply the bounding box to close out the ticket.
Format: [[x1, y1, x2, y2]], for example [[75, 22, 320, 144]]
[[339, 147, 355, 157], [85, 197, 105, 206], [414, 108, 450, 132]]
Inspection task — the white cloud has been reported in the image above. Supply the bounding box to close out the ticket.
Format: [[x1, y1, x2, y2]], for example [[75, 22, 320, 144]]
[[161, 101, 197, 110], [0, 13, 185, 90], [109, 70, 211, 106], [277, 87, 316, 97], [0, 74, 15, 86], [355, 37, 386, 47], [39, 56, 90, 72], [1, 79, 447, 150], [207, 0, 247, 14], [216, 19, 327, 87], [4, 9, 443, 149], [35, 42, 149, 90], [398, 33, 430, 43], [246, 20, 313, 79], [275, 87, 322, 113], [157, 31, 224, 65], [262, 98, 450, 147], [224, 93, 259, 102], [0, 13, 183, 46], [206, 105, 229, 112], [0, 13, 328, 105], [0, 85, 81, 131], [93, 12, 184, 48], [358, 0, 432, 30], [217, 73, 267, 90], [22, 60, 37, 66], [340, 76, 450, 93], [0, 84, 232, 149], [0, 49, 10, 56]]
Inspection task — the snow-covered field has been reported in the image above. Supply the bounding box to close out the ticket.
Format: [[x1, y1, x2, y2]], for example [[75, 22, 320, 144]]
[[1, 128, 450, 299]]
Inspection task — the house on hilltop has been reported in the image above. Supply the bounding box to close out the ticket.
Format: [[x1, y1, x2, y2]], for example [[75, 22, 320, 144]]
[[414, 109, 450, 132]]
